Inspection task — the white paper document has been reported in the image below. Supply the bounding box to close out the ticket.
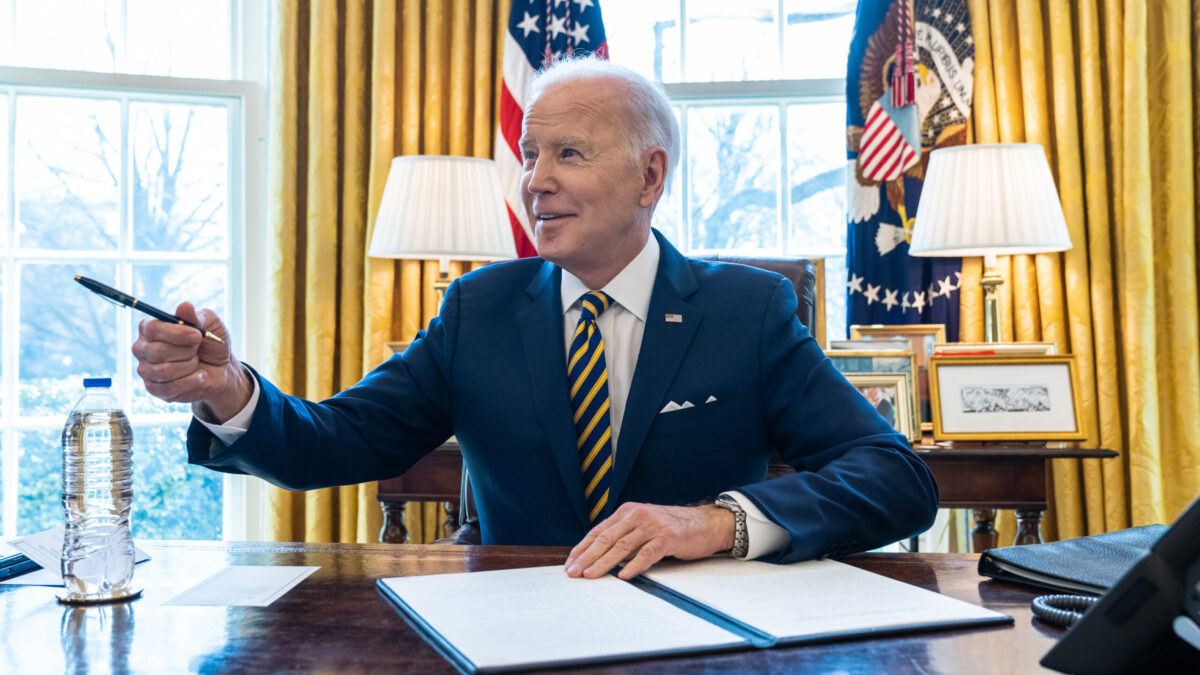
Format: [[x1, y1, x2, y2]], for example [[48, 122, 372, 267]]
[[641, 557, 1007, 641], [164, 565, 319, 607], [379, 565, 744, 671], [380, 558, 1010, 673], [3, 528, 151, 586]]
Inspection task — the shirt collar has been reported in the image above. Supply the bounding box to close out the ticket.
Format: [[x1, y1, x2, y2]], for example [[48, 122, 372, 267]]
[[560, 234, 660, 323]]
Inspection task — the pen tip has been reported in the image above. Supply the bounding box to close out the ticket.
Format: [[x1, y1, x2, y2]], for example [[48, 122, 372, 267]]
[[206, 332, 225, 344]]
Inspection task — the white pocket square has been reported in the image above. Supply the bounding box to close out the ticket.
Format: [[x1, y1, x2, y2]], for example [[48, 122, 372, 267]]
[[705, 395, 718, 403], [659, 401, 681, 413]]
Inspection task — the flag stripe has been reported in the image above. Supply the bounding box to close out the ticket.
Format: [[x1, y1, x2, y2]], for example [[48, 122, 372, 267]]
[[496, 1, 608, 260]]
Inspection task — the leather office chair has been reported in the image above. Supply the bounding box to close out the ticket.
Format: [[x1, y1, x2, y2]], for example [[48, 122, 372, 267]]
[[377, 256, 824, 544]]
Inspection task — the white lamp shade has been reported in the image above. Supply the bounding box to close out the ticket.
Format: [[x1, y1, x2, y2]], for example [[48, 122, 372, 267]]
[[910, 143, 1072, 257], [367, 155, 517, 261]]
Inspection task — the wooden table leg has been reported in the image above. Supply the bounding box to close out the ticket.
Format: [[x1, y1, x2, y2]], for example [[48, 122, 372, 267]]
[[442, 501, 460, 539], [1014, 508, 1044, 545], [972, 508, 998, 552], [380, 500, 408, 544]]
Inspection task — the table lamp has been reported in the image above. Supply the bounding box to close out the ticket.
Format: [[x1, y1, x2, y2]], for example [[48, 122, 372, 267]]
[[367, 155, 517, 302], [910, 143, 1071, 342]]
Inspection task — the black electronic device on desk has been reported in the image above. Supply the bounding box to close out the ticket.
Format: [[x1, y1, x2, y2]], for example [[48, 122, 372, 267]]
[[0, 553, 40, 581], [1041, 496, 1200, 674]]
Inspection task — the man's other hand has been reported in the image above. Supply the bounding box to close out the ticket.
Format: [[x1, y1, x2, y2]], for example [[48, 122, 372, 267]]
[[564, 502, 735, 580], [131, 302, 252, 424]]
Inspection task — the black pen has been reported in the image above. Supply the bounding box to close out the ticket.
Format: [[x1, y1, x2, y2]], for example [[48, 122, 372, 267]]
[[74, 275, 225, 343]]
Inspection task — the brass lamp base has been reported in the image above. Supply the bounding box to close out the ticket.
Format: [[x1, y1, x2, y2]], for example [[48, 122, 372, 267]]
[[981, 254, 1004, 343]]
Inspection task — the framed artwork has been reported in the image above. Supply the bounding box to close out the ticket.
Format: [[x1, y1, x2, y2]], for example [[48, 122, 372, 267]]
[[928, 356, 1086, 441], [827, 349, 920, 436], [845, 372, 918, 442], [849, 324, 947, 433], [933, 341, 1058, 356]]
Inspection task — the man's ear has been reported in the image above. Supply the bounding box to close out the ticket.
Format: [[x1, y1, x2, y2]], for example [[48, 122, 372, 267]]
[[638, 147, 669, 208]]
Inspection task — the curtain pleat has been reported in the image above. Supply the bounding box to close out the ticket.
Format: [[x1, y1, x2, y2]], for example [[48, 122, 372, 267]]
[[265, 0, 506, 544], [967, 0, 1199, 545]]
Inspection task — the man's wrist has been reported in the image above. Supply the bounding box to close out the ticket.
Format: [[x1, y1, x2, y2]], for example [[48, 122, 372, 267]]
[[195, 363, 254, 424], [714, 495, 749, 558]]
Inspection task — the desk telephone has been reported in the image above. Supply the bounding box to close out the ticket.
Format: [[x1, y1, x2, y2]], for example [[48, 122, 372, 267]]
[[1042, 496, 1200, 673]]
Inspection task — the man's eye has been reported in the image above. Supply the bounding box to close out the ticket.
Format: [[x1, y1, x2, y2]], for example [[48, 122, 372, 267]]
[[562, 148, 579, 158], [522, 151, 537, 164]]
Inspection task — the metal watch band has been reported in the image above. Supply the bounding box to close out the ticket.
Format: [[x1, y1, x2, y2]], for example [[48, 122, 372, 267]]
[[715, 496, 749, 558]]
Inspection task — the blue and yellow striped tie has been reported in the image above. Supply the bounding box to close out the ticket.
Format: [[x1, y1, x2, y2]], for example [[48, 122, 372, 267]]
[[568, 290, 615, 523]]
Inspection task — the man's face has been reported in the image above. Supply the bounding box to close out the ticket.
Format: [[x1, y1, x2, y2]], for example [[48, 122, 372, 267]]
[[519, 77, 656, 282]]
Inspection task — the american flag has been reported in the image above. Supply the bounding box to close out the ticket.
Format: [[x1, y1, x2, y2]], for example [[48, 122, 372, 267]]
[[494, 0, 609, 258]]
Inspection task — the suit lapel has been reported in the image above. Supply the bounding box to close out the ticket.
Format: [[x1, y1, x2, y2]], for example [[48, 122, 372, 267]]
[[516, 261, 590, 527], [610, 232, 701, 504]]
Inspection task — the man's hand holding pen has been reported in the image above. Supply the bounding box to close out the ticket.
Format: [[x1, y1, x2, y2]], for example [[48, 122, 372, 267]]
[[131, 302, 252, 425]]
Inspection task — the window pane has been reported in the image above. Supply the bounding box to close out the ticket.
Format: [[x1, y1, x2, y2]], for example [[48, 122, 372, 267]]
[[787, 103, 845, 254], [16, 96, 121, 252], [602, 0, 681, 82], [782, 1, 855, 79], [688, 106, 780, 251], [20, 263, 119, 416], [788, 102, 849, 342], [130, 263, 227, 415], [824, 256, 847, 342], [132, 425, 222, 540], [126, 0, 231, 79], [0, 93, 7, 253], [685, 0, 779, 81], [7, 0, 120, 73], [17, 428, 60, 535], [131, 102, 229, 253]]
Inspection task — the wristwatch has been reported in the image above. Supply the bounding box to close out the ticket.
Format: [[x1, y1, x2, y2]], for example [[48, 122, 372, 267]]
[[715, 494, 749, 558]]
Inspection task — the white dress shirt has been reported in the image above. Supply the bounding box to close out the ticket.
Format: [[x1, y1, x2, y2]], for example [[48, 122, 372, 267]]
[[199, 234, 788, 559]]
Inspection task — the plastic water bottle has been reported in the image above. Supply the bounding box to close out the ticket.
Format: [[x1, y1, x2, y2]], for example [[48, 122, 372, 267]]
[[60, 377, 136, 603]]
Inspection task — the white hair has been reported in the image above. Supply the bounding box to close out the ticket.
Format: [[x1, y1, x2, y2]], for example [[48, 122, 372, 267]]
[[529, 55, 680, 189]]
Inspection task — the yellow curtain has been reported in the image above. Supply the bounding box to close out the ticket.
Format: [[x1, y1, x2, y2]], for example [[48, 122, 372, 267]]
[[265, 0, 511, 544], [966, 0, 1200, 544]]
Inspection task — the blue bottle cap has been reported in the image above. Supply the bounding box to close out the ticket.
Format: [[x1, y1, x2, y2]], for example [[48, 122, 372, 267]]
[[83, 377, 112, 388]]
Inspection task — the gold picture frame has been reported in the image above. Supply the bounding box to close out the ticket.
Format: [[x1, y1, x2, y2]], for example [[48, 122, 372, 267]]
[[928, 355, 1086, 441], [932, 341, 1057, 356], [845, 372, 918, 442], [827, 349, 920, 437], [850, 324, 947, 433]]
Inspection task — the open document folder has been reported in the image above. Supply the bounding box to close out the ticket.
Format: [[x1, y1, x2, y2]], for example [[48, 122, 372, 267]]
[[377, 557, 1011, 673]]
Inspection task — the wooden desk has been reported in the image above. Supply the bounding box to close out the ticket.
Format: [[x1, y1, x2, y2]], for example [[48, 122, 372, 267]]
[[0, 542, 1064, 672], [378, 443, 1118, 550]]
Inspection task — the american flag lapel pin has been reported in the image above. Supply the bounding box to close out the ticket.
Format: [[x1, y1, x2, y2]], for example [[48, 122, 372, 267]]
[[665, 313, 683, 323]]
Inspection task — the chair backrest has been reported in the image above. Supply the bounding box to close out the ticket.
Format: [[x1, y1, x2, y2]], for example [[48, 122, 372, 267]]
[[699, 255, 823, 345]]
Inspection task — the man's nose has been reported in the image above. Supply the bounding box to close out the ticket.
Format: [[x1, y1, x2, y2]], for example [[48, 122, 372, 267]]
[[524, 157, 556, 194]]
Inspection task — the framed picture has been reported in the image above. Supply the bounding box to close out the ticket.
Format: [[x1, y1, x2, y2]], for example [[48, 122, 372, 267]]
[[932, 341, 1058, 356], [850, 324, 947, 432], [928, 356, 1085, 441], [845, 372, 918, 442], [827, 349, 920, 436]]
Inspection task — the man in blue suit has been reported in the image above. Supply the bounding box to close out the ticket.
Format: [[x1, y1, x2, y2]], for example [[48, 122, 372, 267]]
[[132, 57, 937, 581]]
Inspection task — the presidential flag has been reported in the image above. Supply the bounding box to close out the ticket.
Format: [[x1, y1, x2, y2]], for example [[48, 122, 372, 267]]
[[495, 0, 609, 258], [845, 0, 973, 335]]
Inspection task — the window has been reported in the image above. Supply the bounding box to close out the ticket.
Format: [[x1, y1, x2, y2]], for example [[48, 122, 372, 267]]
[[604, 0, 855, 340], [0, 0, 264, 541]]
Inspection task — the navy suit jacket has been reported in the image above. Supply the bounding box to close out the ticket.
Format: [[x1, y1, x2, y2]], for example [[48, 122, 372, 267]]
[[190, 231, 938, 561]]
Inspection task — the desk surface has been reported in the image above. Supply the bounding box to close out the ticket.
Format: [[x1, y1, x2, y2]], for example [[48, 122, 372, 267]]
[[0, 542, 1063, 673]]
